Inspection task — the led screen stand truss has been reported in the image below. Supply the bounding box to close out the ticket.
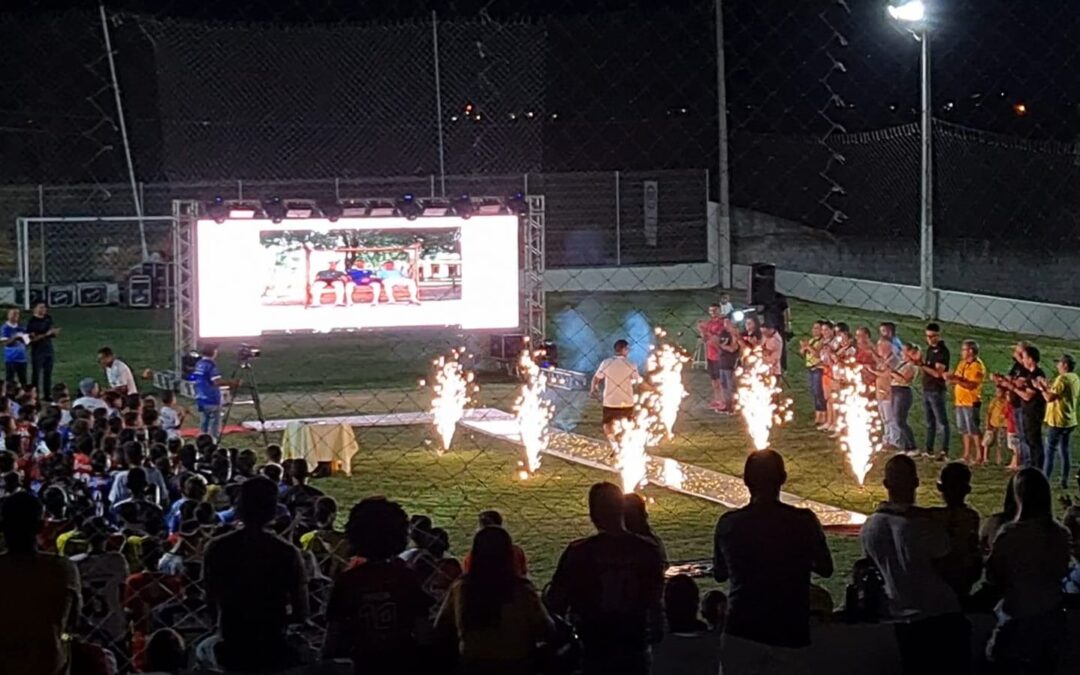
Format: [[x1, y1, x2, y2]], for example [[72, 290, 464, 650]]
[[523, 195, 546, 346]]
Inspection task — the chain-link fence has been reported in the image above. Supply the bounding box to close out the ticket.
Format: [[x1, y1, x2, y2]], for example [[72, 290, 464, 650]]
[[3, 0, 1080, 672]]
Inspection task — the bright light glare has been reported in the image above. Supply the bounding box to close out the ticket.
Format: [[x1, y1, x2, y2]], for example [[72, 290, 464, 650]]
[[732, 310, 746, 322], [887, 0, 925, 23]]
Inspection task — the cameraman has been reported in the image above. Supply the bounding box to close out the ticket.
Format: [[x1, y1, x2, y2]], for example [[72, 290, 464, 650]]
[[192, 345, 239, 440]]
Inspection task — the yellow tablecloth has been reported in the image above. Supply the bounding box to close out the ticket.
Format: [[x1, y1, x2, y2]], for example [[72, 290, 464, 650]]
[[281, 421, 360, 475]]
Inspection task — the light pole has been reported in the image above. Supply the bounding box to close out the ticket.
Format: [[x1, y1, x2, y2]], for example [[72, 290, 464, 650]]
[[888, 0, 935, 319]]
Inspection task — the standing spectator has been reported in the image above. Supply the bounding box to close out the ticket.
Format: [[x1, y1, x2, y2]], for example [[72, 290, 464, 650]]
[[698, 303, 727, 411], [462, 510, 528, 577], [26, 301, 59, 400], [945, 339, 986, 464], [1037, 353, 1080, 489], [889, 344, 920, 454], [590, 339, 643, 446], [817, 321, 837, 431], [435, 526, 554, 675], [0, 491, 82, 675], [761, 292, 791, 372], [712, 450, 833, 671], [979, 475, 1018, 558], [918, 323, 951, 459], [97, 347, 138, 395], [929, 463, 982, 603], [985, 468, 1072, 673], [870, 337, 899, 449], [861, 454, 969, 675], [323, 498, 431, 675], [3, 307, 30, 386], [761, 321, 784, 377], [547, 482, 664, 675], [800, 321, 827, 428], [203, 476, 309, 672], [879, 321, 903, 356], [192, 345, 229, 440], [624, 492, 669, 567], [997, 345, 1047, 470], [981, 385, 1012, 466]]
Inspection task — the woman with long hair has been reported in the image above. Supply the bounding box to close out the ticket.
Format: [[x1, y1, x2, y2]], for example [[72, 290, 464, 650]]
[[435, 526, 553, 675], [623, 493, 669, 568], [985, 468, 1071, 674]]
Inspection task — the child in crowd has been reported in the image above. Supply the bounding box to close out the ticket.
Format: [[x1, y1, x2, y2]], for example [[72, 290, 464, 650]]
[[718, 292, 734, 317], [980, 385, 1011, 466], [159, 390, 184, 440], [930, 462, 982, 603], [701, 589, 727, 633]]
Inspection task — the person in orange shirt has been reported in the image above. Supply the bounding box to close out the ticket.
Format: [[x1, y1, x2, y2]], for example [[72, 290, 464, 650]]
[[462, 510, 528, 578], [946, 340, 986, 464]]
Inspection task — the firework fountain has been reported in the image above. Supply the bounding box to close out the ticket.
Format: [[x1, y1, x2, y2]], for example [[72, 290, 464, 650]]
[[427, 348, 475, 452], [833, 360, 880, 484], [735, 346, 793, 451], [514, 348, 555, 479], [646, 329, 690, 440]]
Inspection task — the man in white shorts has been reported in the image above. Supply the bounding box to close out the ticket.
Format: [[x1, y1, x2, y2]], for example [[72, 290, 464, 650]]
[[378, 260, 421, 305], [591, 339, 642, 445]]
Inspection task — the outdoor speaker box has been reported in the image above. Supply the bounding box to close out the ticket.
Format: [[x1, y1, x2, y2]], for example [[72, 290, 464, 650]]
[[0, 287, 17, 306], [15, 285, 46, 307], [747, 263, 776, 306], [47, 285, 77, 308], [128, 275, 154, 308], [490, 334, 527, 361], [77, 282, 110, 307]]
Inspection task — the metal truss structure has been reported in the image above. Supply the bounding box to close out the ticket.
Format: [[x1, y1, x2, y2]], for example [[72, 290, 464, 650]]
[[523, 194, 546, 345]]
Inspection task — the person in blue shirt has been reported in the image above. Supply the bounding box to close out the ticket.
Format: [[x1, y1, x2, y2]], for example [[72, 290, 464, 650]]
[[192, 345, 236, 440], [2, 308, 29, 386], [378, 260, 421, 305], [345, 259, 383, 306]]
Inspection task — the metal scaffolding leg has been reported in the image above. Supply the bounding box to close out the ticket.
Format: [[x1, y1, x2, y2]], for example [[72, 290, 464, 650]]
[[523, 195, 546, 345], [172, 200, 200, 371]]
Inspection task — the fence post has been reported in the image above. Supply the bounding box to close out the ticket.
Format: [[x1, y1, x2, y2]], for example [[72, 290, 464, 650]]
[[334, 177, 341, 202], [614, 171, 622, 266], [38, 185, 46, 283], [237, 179, 244, 200], [715, 0, 733, 289], [20, 218, 30, 309]]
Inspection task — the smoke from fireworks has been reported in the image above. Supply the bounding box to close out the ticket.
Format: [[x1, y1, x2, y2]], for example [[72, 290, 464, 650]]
[[735, 345, 793, 451], [514, 348, 554, 479], [833, 361, 880, 484], [428, 348, 476, 452]]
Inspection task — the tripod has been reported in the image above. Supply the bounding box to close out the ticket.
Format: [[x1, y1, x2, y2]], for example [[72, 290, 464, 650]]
[[218, 359, 269, 446]]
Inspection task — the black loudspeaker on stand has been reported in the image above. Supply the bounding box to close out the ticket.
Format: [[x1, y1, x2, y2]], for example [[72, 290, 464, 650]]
[[747, 263, 776, 306]]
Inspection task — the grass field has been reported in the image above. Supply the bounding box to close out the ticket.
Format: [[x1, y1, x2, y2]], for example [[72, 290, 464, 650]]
[[39, 290, 1079, 600]]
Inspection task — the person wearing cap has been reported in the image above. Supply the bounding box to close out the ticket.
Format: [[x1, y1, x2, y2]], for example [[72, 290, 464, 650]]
[[72, 378, 106, 413], [1036, 353, 1080, 489]]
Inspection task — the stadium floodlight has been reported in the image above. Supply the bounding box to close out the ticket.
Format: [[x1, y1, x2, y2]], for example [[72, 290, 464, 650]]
[[421, 199, 452, 217], [263, 197, 286, 224], [507, 191, 528, 215], [887, 0, 925, 24], [228, 204, 259, 219], [476, 198, 506, 216], [396, 194, 422, 221], [367, 200, 397, 217], [284, 199, 317, 219], [452, 194, 474, 219], [207, 196, 228, 224]]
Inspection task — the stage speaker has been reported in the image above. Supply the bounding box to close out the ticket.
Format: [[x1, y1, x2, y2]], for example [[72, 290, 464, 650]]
[[48, 285, 77, 308], [77, 282, 110, 307], [747, 263, 776, 306], [128, 275, 154, 308]]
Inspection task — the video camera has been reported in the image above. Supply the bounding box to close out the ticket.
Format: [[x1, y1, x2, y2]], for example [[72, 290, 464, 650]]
[[238, 343, 261, 362]]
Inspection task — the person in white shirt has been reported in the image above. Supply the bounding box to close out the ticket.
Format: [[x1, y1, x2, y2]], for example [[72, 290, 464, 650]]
[[718, 293, 735, 318], [72, 378, 107, 413], [158, 390, 184, 440], [861, 454, 970, 675], [97, 346, 138, 395], [590, 339, 643, 444]]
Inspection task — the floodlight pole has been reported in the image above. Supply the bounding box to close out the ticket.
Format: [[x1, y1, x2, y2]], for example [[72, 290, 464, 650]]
[[715, 0, 732, 289], [432, 10, 447, 198], [918, 29, 935, 319]]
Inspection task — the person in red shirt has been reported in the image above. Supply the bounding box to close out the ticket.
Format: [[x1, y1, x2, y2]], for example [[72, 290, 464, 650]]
[[124, 536, 181, 670], [323, 498, 432, 675], [698, 304, 728, 410], [462, 510, 528, 578]]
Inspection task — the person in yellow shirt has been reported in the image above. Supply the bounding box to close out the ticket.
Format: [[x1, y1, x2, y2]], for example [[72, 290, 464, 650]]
[[1036, 353, 1080, 489], [945, 339, 986, 464], [981, 385, 1011, 466]]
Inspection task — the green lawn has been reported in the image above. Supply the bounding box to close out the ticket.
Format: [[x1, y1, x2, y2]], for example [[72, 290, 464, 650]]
[[39, 290, 1078, 601]]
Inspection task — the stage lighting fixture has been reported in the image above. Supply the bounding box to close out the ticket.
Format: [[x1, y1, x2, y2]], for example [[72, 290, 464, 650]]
[[421, 199, 451, 217], [367, 200, 397, 217], [887, 0, 925, 23], [284, 199, 317, 219], [337, 200, 368, 217], [207, 196, 228, 224], [320, 201, 343, 222], [396, 194, 422, 221], [263, 197, 286, 223], [452, 194, 474, 219], [228, 205, 259, 219], [507, 191, 528, 215], [476, 198, 506, 215]]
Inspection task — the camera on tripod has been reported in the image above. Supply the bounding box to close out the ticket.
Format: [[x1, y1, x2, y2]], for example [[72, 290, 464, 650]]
[[238, 343, 261, 363]]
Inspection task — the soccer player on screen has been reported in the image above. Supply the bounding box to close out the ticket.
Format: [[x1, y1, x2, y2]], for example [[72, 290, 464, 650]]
[[346, 260, 383, 307], [378, 260, 421, 305]]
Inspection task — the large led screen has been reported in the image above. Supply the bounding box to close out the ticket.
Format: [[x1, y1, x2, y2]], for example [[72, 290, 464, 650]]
[[195, 216, 519, 338]]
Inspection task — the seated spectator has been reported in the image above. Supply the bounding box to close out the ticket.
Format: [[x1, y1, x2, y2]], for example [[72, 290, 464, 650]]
[[713, 449, 833, 671], [70, 516, 131, 657], [125, 537, 182, 670], [0, 491, 82, 675], [73, 377, 106, 412], [166, 474, 208, 534], [143, 628, 186, 675], [203, 476, 309, 672], [929, 462, 982, 602], [979, 474, 1018, 558], [401, 513, 434, 565], [158, 390, 184, 441], [38, 484, 74, 554], [264, 443, 284, 472], [109, 441, 169, 507], [300, 495, 349, 580], [282, 459, 324, 535], [324, 497, 431, 675], [664, 574, 708, 635], [112, 467, 166, 536], [985, 468, 1072, 673], [547, 482, 664, 675], [701, 590, 727, 633], [235, 448, 258, 481], [861, 454, 968, 675], [462, 509, 528, 577], [411, 527, 463, 615], [624, 492, 669, 567], [435, 525, 554, 675]]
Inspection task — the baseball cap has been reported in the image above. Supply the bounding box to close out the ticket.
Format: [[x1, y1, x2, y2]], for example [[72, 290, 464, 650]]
[[1058, 353, 1076, 370], [78, 378, 97, 396]]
